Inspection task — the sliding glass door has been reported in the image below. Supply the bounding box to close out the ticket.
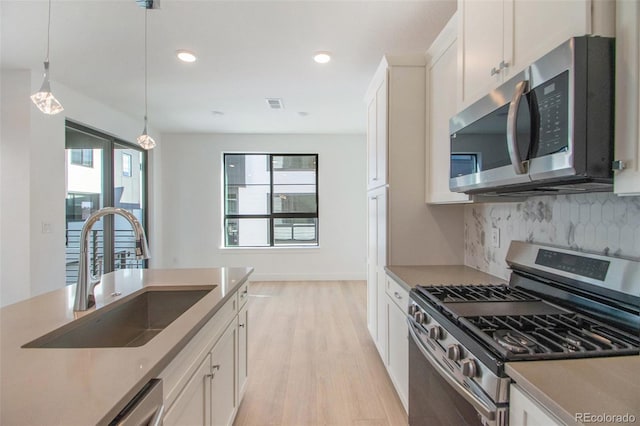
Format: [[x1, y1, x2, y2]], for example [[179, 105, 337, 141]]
[[64, 122, 148, 285]]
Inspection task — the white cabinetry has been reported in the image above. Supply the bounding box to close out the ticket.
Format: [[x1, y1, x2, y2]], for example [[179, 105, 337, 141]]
[[614, 0, 640, 195], [457, 0, 615, 108], [509, 385, 563, 426], [384, 275, 409, 412], [367, 185, 387, 358], [367, 72, 388, 190], [365, 55, 465, 398], [163, 354, 211, 426], [161, 283, 250, 426], [426, 14, 470, 204], [210, 323, 237, 426]]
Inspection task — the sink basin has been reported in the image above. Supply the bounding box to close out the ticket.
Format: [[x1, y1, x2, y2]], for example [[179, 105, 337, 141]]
[[23, 286, 215, 348]]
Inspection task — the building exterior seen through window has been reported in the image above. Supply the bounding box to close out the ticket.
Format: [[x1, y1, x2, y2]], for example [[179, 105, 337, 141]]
[[224, 153, 318, 247], [64, 121, 148, 285]]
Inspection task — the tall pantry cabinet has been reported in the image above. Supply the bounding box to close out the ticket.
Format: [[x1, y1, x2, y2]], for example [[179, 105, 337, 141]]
[[365, 56, 464, 360]]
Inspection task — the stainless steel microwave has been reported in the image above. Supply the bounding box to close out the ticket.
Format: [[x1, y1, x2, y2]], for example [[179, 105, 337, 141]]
[[449, 36, 614, 196]]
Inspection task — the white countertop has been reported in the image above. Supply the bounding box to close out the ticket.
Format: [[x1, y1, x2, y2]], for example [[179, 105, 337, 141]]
[[507, 356, 640, 426], [0, 267, 253, 426]]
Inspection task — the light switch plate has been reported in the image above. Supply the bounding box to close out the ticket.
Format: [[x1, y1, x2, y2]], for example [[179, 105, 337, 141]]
[[491, 228, 500, 248]]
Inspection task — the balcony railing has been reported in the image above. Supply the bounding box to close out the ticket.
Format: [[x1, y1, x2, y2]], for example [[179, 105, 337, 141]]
[[65, 229, 144, 285]]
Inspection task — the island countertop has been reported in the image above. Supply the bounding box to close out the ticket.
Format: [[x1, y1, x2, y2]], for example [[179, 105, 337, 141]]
[[0, 267, 253, 426]]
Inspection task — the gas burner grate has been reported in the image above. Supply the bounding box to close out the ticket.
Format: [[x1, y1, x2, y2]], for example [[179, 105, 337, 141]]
[[460, 313, 640, 360], [417, 284, 538, 303]]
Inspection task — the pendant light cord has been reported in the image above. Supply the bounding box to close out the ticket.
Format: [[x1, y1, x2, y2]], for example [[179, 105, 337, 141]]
[[45, 0, 52, 62], [144, 8, 148, 125]]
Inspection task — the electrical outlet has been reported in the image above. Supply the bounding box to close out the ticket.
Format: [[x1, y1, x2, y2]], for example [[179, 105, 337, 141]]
[[491, 228, 500, 248], [41, 222, 53, 234]]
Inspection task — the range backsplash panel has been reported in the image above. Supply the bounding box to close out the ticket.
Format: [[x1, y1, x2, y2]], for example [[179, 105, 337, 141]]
[[464, 193, 640, 280]]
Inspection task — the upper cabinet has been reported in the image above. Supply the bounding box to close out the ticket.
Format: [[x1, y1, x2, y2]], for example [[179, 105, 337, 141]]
[[366, 66, 388, 190], [614, 0, 640, 196], [457, 0, 615, 108], [426, 14, 470, 204]]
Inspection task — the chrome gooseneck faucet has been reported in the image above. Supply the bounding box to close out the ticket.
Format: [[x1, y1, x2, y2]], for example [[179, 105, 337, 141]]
[[74, 207, 150, 311]]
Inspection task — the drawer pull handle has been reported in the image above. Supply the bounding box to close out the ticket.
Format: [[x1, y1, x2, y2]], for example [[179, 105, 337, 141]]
[[394, 291, 402, 300], [239, 323, 245, 328]]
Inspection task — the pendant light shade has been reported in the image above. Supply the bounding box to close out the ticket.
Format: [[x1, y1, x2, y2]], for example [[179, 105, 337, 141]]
[[31, 0, 64, 115], [137, 7, 156, 150], [136, 117, 156, 150]]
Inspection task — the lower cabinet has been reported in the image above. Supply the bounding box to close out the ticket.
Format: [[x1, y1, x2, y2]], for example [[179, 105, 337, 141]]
[[237, 303, 249, 401], [161, 283, 250, 426], [382, 274, 409, 412], [509, 384, 562, 426], [163, 354, 211, 425], [211, 323, 237, 426]]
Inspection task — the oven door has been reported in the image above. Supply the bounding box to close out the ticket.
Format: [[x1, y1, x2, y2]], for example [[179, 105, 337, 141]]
[[408, 319, 502, 426]]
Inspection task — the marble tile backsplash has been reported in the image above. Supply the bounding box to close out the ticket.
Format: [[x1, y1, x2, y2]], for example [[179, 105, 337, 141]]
[[464, 193, 640, 280]]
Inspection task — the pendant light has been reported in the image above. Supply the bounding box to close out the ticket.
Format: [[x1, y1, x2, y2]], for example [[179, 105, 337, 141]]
[[136, 6, 156, 150], [30, 0, 64, 115]]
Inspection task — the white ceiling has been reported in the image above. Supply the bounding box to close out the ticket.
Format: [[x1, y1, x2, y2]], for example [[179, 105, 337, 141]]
[[1, 0, 456, 134]]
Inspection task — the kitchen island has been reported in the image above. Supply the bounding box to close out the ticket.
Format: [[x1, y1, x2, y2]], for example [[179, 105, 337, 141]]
[[0, 267, 253, 425]]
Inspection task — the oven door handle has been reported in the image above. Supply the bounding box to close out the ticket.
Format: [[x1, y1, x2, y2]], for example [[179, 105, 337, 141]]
[[407, 319, 497, 422]]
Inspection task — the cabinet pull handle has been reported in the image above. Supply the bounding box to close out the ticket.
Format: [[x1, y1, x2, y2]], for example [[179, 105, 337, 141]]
[[239, 323, 245, 328], [490, 66, 500, 76], [207, 364, 221, 381], [394, 291, 402, 300], [499, 60, 509, 70]]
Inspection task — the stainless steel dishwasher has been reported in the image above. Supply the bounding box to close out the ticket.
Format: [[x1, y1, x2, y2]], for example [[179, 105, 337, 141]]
[[109, 379, 164, 426]]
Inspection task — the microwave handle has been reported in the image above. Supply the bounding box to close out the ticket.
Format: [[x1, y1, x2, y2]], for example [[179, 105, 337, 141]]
[[506, 80, 529, 175]]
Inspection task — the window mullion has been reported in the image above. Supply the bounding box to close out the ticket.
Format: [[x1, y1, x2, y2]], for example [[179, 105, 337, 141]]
[[269, 154, 274, 246]]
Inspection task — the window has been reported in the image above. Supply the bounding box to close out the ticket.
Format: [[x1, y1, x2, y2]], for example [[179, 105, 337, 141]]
[[224, 153, 318, 247], [122, 153, 132, 177], [70, 148, 94, 167], [65, 121, 148, 285]]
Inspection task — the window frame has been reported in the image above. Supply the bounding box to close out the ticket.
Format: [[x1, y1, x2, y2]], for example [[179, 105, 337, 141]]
[[70, 148, 94, 168], [223, 153, 319, 247], [122, 152, 132, 177]]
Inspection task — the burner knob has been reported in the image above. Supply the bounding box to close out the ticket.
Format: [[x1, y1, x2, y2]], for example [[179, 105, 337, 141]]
[[428, 326, 443, 340], [408, 304, 417, 316], [461, 359, 478, 378], [447, 344, 462, 361], [414, 311, 426, 324]]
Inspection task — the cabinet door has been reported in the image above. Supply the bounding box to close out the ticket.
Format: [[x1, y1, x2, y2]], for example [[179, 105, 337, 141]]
[[163, 354, 211, 426], [386, 293, 408, 412], [427, 16, 470, 204], [211, 322, 237, 426], [509, 0, 608, 79], [458, 0, 505, 107], [237, 303, 249, 401], [367, 186, 387, 345], [509, 385, 562, 426], [367, 77, 388, 189], [614, 0, 640, 195]]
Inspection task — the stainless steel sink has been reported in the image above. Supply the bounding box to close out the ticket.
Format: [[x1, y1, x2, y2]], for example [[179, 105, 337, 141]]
[[23, 287, 215, 348]]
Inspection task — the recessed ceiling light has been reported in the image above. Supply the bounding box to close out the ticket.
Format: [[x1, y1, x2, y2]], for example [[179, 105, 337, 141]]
[[176, 50, 197, 63], [313, 51, 331, 64], [298, 111, 310, 117]]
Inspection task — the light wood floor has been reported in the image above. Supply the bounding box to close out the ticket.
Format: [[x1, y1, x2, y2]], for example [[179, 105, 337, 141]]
[[233, 281, 408, 426]]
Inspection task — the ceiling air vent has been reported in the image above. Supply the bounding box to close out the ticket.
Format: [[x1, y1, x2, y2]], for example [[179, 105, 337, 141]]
[[136, 0, 156, 9], [266, 98, 284, 110]]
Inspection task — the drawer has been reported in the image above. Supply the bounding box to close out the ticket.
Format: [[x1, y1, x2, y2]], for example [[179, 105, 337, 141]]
[[237, 281, 249, 309], [386, 276, 409, 311]]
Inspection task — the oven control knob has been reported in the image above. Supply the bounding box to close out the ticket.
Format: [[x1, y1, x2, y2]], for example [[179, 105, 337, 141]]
[[428, 326, 443, 340], [414, 311, 426, 324], [447, 344, 462, 361], [461, 359, 478, 378], [408, 304, 417, 316]]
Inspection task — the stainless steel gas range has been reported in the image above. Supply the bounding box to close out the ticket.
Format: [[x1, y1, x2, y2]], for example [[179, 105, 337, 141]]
[[407, 241, 640, 426]]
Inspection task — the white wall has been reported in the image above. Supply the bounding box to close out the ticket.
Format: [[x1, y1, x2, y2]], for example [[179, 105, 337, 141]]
[[156, 133, 366, 281], [0, 69, 159, 307]]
